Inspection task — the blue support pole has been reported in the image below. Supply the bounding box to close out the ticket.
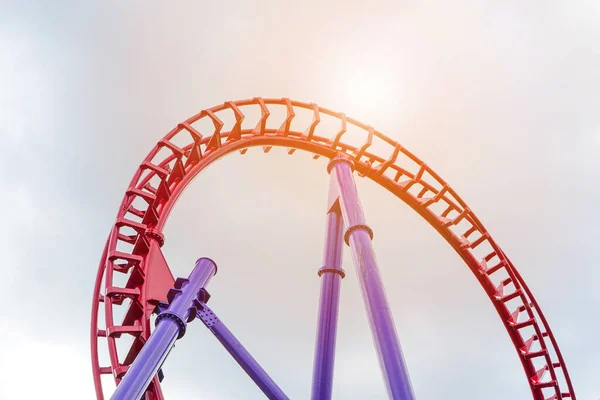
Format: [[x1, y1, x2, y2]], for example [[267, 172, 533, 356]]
[[197, 305, 289, 400], [311, 194, 345, 400], [328, 157, 416, 400], [110, 258, 217, 400]]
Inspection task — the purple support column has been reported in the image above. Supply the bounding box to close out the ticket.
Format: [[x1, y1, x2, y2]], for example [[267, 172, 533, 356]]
[[197, 305, 289, 400], [328, 158, 416, 400], [311, 198, 345, 400], [110, 258, 217, 400]]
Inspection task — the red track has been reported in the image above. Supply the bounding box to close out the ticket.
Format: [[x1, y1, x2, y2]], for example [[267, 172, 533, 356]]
[[90, 98, 575, 400]]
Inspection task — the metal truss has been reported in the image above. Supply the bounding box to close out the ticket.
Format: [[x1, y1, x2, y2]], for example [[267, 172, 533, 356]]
[[91, 98, 576, 400]]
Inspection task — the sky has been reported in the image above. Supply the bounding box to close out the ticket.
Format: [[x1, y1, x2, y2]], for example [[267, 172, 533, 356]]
[[0, 1, 599, 399]]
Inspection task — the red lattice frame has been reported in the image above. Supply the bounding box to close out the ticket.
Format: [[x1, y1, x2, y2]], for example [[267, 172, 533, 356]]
[[90, 98, 576, 400]]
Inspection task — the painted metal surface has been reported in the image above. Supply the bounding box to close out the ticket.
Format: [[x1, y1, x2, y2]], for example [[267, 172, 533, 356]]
[[329, 158, 416, 400], [91, 98, 575, 400], [197, 305, 289, 400], [110, 258, 217, 400], [311, 199, 345, 400]]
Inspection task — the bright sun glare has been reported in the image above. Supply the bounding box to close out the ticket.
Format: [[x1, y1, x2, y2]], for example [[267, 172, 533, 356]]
[[340, 65, 394, 117]]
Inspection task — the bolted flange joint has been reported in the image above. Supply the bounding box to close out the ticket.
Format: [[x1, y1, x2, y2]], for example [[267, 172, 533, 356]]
[[155, 311, 187, 339], [145, 228, 165, 247], [343, 224, 374, 246], [154, 258, 218, 341], [317, 266, 346, 279], [327, 156, 355, 174]]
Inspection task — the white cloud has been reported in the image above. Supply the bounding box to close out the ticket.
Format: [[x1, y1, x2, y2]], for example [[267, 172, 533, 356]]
[[0, 1, 598, 399]]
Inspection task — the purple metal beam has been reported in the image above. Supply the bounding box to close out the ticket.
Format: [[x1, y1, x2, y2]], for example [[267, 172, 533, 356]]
[[311, 198, 345, 400], [110, 258, 217, 400], [196, 305, 289, 400], [328, 157, 416, 400]]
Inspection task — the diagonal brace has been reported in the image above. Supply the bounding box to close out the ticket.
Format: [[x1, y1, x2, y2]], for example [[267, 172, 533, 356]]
[[196, 304, 289, 400]]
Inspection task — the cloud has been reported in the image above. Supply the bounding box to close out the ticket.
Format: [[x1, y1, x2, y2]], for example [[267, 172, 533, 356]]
[[0, 1, 598, 399]]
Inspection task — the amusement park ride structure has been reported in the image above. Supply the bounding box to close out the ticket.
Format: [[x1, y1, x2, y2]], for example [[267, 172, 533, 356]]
[[90, 98, 576, 400]]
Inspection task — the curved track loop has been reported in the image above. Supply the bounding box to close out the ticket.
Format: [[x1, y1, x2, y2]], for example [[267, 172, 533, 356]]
[[91, 98, 575, 400]]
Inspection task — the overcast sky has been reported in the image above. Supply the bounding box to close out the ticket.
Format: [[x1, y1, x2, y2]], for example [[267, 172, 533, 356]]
[[1, 1, 599, 399]]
